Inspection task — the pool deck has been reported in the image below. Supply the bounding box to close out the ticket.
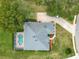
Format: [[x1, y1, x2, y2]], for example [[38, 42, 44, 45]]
[[14, 32, 24, 49]]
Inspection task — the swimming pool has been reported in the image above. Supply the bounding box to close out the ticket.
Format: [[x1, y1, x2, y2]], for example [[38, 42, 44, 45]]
[[18, 34, 23, 45]]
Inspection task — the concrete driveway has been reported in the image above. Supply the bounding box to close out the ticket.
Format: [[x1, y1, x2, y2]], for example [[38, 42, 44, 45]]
[[37, 12, 73, 34]]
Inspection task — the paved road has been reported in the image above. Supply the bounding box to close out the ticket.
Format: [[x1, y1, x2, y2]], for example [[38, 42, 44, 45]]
[[37, 12, 73, 34], [67, 55, 79, 59], [75, 15, 79, 54]]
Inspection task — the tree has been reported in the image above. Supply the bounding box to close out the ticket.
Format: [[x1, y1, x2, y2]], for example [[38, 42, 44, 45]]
[[47, 0, 79, 21], [0, 0, 35, 32]]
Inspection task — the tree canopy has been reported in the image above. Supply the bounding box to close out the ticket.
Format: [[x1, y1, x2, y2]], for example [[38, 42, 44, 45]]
[[0, 0, 35, 32], [47, 0, 79, 22]]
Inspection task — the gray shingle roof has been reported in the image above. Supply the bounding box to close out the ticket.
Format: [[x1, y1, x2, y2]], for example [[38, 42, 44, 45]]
[[24, 22, 56, 50]]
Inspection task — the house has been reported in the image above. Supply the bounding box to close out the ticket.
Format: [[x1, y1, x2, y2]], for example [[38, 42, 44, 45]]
[[14, 22, 56, 50]]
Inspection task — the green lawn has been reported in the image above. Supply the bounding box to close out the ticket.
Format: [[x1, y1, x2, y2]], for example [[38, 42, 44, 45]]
[[52, 24, 75, 59], [0, 24, 75, 59]]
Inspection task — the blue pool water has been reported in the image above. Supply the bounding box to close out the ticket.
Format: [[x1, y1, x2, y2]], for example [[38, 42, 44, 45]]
[[18, 34, 23, 45]]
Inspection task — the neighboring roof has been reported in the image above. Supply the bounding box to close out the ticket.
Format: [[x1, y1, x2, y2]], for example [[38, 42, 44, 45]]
[[75, 15, 79, 54], [24, 22, 56, 50]]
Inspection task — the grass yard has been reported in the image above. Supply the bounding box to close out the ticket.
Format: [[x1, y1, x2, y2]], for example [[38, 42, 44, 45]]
[[0, 24, 75, 59], [52, 24, 75, 59], [21, 0, 47, 12]]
